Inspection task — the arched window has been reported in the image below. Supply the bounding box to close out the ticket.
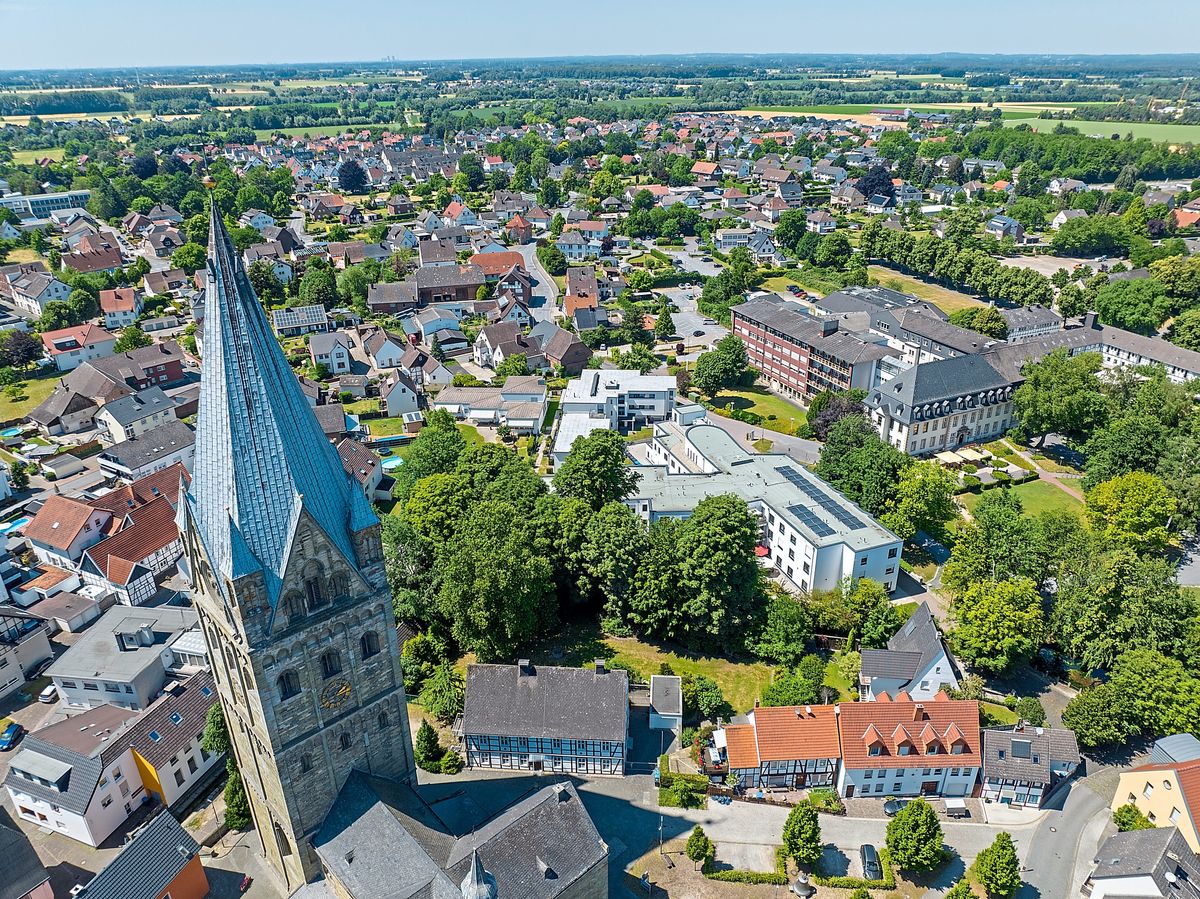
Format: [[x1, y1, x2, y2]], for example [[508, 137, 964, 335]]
[[283, 591, 305, 621], [378, 710, 390, 729], [300, 754, 314, 773], [277, 670, 301, 700], [339, 732, 352, 751], [329, 572, 351, 599], [320, 650, 342, 679], [360, 631, 381, 659], [304, 561, 327, 610]]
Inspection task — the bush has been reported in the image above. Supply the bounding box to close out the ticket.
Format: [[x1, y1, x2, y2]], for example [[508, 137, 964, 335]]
[[414, 720, 445, 772], [1113, 803, 1155, 832], [807, 787, 845, 814], [813, 848, 897, 890], [992, 470, 1012, 484], [659, 781, 707, 808], [961, 475, 982, 490], [703, 846, 788, 885], [439, 750, 464, 775]]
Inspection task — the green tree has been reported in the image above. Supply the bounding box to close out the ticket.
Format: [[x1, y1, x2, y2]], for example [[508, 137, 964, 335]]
[[171, 242, 206, 273], [247, 259, 284, 304], [223, 765, 252, 830], [113, 325, 152, 353], [886, 798, 944, 872], [0, 330, 42, 369], [400, 632, 444, 695], [1013, 349, 1107, 446], [685, 825, 714, 870], [337, 159, 368, 194], [813, 231, 852, 269], [201, 702, 231, 756], [1113, 804, 1155, 832], [682, 674, 729, 722], [1086, 471, 1176, 552], [951, 578, 1044, 673], [494, 353, 529, 378], [391, 410, 466, 500], [580, 501, 650, 624], [692, 334, 749, 397], [298, 263, 338, 309], [1168, 308, 1200, 352], [782, 801, 823, 867], [881, 461, 957, 541], [944, 881, 974, 899], [418, 662, 465, 723], [750, 587, 813, 667], [8, 460, 29, 492], [942, 490, 1048, 594], [553, 429, 639, 511], [815, 415, 909, 517], [654, 307, 675, 339], [414, 719, 443, 769], [974, 832, 1021, 899], [1062, 683, 1136, 749], [761, 655, 827, 707]]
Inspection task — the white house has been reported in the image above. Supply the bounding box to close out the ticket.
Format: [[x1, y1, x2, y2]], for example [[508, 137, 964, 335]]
[[560, 370, 676, 432], [5, 271, 70, 317], [380, 371, 420, 417], [858, 602, 958, 701], [0, 607, 53, 702], [308, 332, 353, 375], [23, 496, 113, 569], [40, 324, 118, 373]]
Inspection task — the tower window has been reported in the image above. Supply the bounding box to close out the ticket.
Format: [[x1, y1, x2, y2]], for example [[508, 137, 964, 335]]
[[305, 578, 325, 610], [378, 710, 390, 729], [360, 631, 381, 659], [300, 754, 313, 773], [329, 572, 350, 599], [320, 650, 342, 679], [283, 591, 305, 621], [339, 733, 352, 751], [277, 671, 301, 700]]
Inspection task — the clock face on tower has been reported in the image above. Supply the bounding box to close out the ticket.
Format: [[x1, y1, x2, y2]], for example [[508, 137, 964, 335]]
[[319, 677, 353, 710]]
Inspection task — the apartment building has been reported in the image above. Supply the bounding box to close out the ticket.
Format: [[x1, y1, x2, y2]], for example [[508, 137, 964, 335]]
[[633, 420, 902, 593]]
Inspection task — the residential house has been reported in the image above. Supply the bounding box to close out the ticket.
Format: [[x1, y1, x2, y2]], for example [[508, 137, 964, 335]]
[[835, 692, 981, 799], [27, 387, 98, 436], [1112, 758, 1200, 852], [97, 419, 195, 480], [335, 438, 393, 504], [97, 287, 142, 330], [309, 332, 354, 375], [243, 241, 294, 283], [715, 228, 754, 251], [143, 268, 190, 296], [41, 324, 117, 372], [1083, 827, 1200, 899], [24, 496, 113, 568], [981, 723, 1080, 809], [238, 208, 276, 232], [649, 675, 682, 732], [560, 370, 676, 432], [634, 421, 902, 593], [1048, 177, 1088, 197], [140, 226, 184, 259], [1051, 208, 1088, 230], [79, 495, 183, 605], [360, 325, 410, 368], [418, 237, 458, 268], [94, 386, 177, 444], [985, 215, 1025, 242], [529, 322, 591, 375], [45, 605, 201, 711], [62, 246, 124, 276], [0, 607, 53, 703], [858, 602, 958, 701], [460, 659, 628, 775], [398, 346, 453, 392], [5, 271, 70, 317], [442, 200, 478, 227], [72, 810, 209, 899], [379, 371, 420, 418], [866, 194, 898, 215], [366, 280, 418, 316], [830, 185, 867, 209], [433, 376, 548, 434], [414, 264, 486, 305], [271, 304, 329, 338], [716, 704, 840, 790], [564, 266, 600, 319], [806, 211, 837, 234], [555, 230, 593, 262], [0, 823, 51, 899], [473, 321, 528, 369], [505, 213, 533, 244]]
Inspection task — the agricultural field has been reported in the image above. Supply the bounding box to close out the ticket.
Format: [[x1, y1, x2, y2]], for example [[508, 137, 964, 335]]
[[1004, 117, 1200, 142]]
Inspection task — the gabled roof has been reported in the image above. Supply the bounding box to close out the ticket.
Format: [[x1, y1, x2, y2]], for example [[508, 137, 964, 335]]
[[75, 811, 201, 899], [982, 724, 1079, 783], [836, 692, 980, 770], [87, 462, 191, 515], [1088, 827, 1200, 895], [860, 602, 952, 690], [81, 495, 179, 585], [750, 704, 840, 762], [124, 670, 216, 771], [0, 823, 49, 899], [184, 197, 377, 609], [24, 495, 106, 550]]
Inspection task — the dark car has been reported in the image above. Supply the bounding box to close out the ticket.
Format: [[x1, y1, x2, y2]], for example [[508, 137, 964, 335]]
[[883, 798, 910, 817], [0, 722, 25, 751], [788, 284, 802, 294], [860, 844, 883, 882], [692, 329, 705, 337]]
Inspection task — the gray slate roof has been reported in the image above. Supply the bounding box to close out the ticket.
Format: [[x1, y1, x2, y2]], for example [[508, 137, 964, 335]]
[[1151, 733, 1200, 764], [100, 386, 174, 427], [1088, 827, 1200, 896], [859, 602, 948, 690], [76, 811, 200, 899], [868, 355, 1011, 426], [462, 662, 628, 743], [981, 725, 1079, 784], [0, 823, 49, 899], [183, 198, 376, 609], [100, 419, 194, 470]]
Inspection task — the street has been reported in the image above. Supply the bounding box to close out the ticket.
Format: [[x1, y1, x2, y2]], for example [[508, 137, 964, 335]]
[[515, 242, 559, 323], [1016, 779, 1111, 899]]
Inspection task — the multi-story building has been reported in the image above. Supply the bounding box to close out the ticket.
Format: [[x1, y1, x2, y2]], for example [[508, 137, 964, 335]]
[[98, 419, 195, 480], [1111, 757, 1200, 851], [835, 692, 981, 799], [0, 607, 52, 702], [99, 287, 143, 330], [633, 420, 902, 593], [981, 723, 1080, 809], [93, 386, 177, 443], [459, 659, 629, 775], [1083, 828, 1200, 899], [859, 602, 958, 701], [46, 606, 202, 710], [0, 189, 92, 219], [72, 811, 209, 899], [560, 370, 677, 431], [998, 305, 1062, 343], [308, 332, 353, 375], [716, 703, 840, 790], [40, 324, 117, 372], [731, 295, 895, 403], [23, 496, 113, 568]]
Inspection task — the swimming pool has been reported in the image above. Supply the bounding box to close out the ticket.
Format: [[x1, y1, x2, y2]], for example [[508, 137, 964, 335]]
[[0, 516, 30, 535], [0, 427, 22, 439], [381, 458, 405, 472]]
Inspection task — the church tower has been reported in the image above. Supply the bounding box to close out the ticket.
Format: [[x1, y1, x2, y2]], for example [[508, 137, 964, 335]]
[[180, 196, 413, 891]]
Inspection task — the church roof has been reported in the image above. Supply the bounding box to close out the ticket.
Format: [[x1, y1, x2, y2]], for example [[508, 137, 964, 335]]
[[185, 196, 377, 608]]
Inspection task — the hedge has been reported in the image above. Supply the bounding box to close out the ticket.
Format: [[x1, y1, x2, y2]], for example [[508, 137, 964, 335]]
[[657, 755, 709, 791], [812, 847, 897, 890], [703, 847, 788, 885]]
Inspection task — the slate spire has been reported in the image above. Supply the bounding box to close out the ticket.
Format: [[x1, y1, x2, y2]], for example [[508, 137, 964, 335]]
[[184, 194, 376, 607]]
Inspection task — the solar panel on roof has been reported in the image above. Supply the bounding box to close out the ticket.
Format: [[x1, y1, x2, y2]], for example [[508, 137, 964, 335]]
[[776, 465, 867, 531], [787, 504, 836, 538]]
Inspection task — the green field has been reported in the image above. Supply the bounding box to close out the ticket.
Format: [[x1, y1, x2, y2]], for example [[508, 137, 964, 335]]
[[0, 372, 60, 424], [709, 386, 807, 435], [960, 478, 1084, 518], [253, 122, 412, 140], [1004, 117, 1200, 142], [10, 148, 65, 164], [869, 265, 986, 314]]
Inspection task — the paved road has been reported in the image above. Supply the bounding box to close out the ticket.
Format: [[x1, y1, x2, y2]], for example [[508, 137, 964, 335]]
[[1016, 779, 1109, 899], [516, 243, 558, 323], [657, 283, 727, 357], [659, 236, 724, 278]]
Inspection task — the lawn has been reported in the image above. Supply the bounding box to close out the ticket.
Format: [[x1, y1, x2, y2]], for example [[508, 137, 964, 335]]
[[371, 419, 483, 446], [10, 148, 65, 164], [1005, 117, 1200, 143], [518, 619, 775, 715], [709, 386, 807, 435], [3, 247, 43, 264], [960, 479, 1083, 518], [981, 700, 1020, 726], [343, 398, 380, 416], [869, 265, 986, 314], [0, 372, 61, 424], [823, 660, 857, 702]]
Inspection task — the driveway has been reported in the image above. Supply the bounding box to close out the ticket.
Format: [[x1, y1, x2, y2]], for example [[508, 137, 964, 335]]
[[658, 237, 724, 278], [657, 284, 727, 355], [515, 243, 558, 323]]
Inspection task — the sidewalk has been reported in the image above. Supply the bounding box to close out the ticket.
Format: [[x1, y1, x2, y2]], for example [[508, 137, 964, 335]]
[[980, 801, 1049, 827]]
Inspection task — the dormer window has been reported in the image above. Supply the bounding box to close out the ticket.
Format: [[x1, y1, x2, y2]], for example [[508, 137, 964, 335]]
[[926, 744, 939, 755], [898, 745, 911, 756], [869, 745, 882, 756]]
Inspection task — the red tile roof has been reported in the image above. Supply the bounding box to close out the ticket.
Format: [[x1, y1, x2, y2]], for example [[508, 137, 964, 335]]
[[82, 495, 179, 585], [752, 704, 841, 762], [836, 692, 980, 770], [41, 323, 115, 355], [87, 462, 190, 516], [470, 251, 526, 277], [100, 287, 139, 314], [723, 723, 760, 769], [1128, 758, 1200, 829], [25, 495, 109, 550]]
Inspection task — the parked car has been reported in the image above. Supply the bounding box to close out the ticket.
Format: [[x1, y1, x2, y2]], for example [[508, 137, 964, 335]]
[[788, 284, 802, 295], [692, 329, 705, 337], [883, 798, 910, 817], [37, 684, 58, 703], [0, 722, 25, 751], [860, 844, 883, 881], [23, 656, 53, 679], [701, 318, 717, 325]]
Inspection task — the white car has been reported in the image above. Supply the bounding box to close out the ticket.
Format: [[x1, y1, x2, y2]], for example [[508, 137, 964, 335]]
[[37, 684, 58, 704]]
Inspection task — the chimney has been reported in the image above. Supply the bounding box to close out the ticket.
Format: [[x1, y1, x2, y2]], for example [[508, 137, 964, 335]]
[[1082, 311, 1099, 330], [517, 659, 532, 677], [914, 702, 924, 721], [754, 698, 760, 709], [594, 658, 606, 675], [820, 317, 839, 336]]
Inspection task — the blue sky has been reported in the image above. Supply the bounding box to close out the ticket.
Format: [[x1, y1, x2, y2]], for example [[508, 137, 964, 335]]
[[2, 0, 1198, 70]]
